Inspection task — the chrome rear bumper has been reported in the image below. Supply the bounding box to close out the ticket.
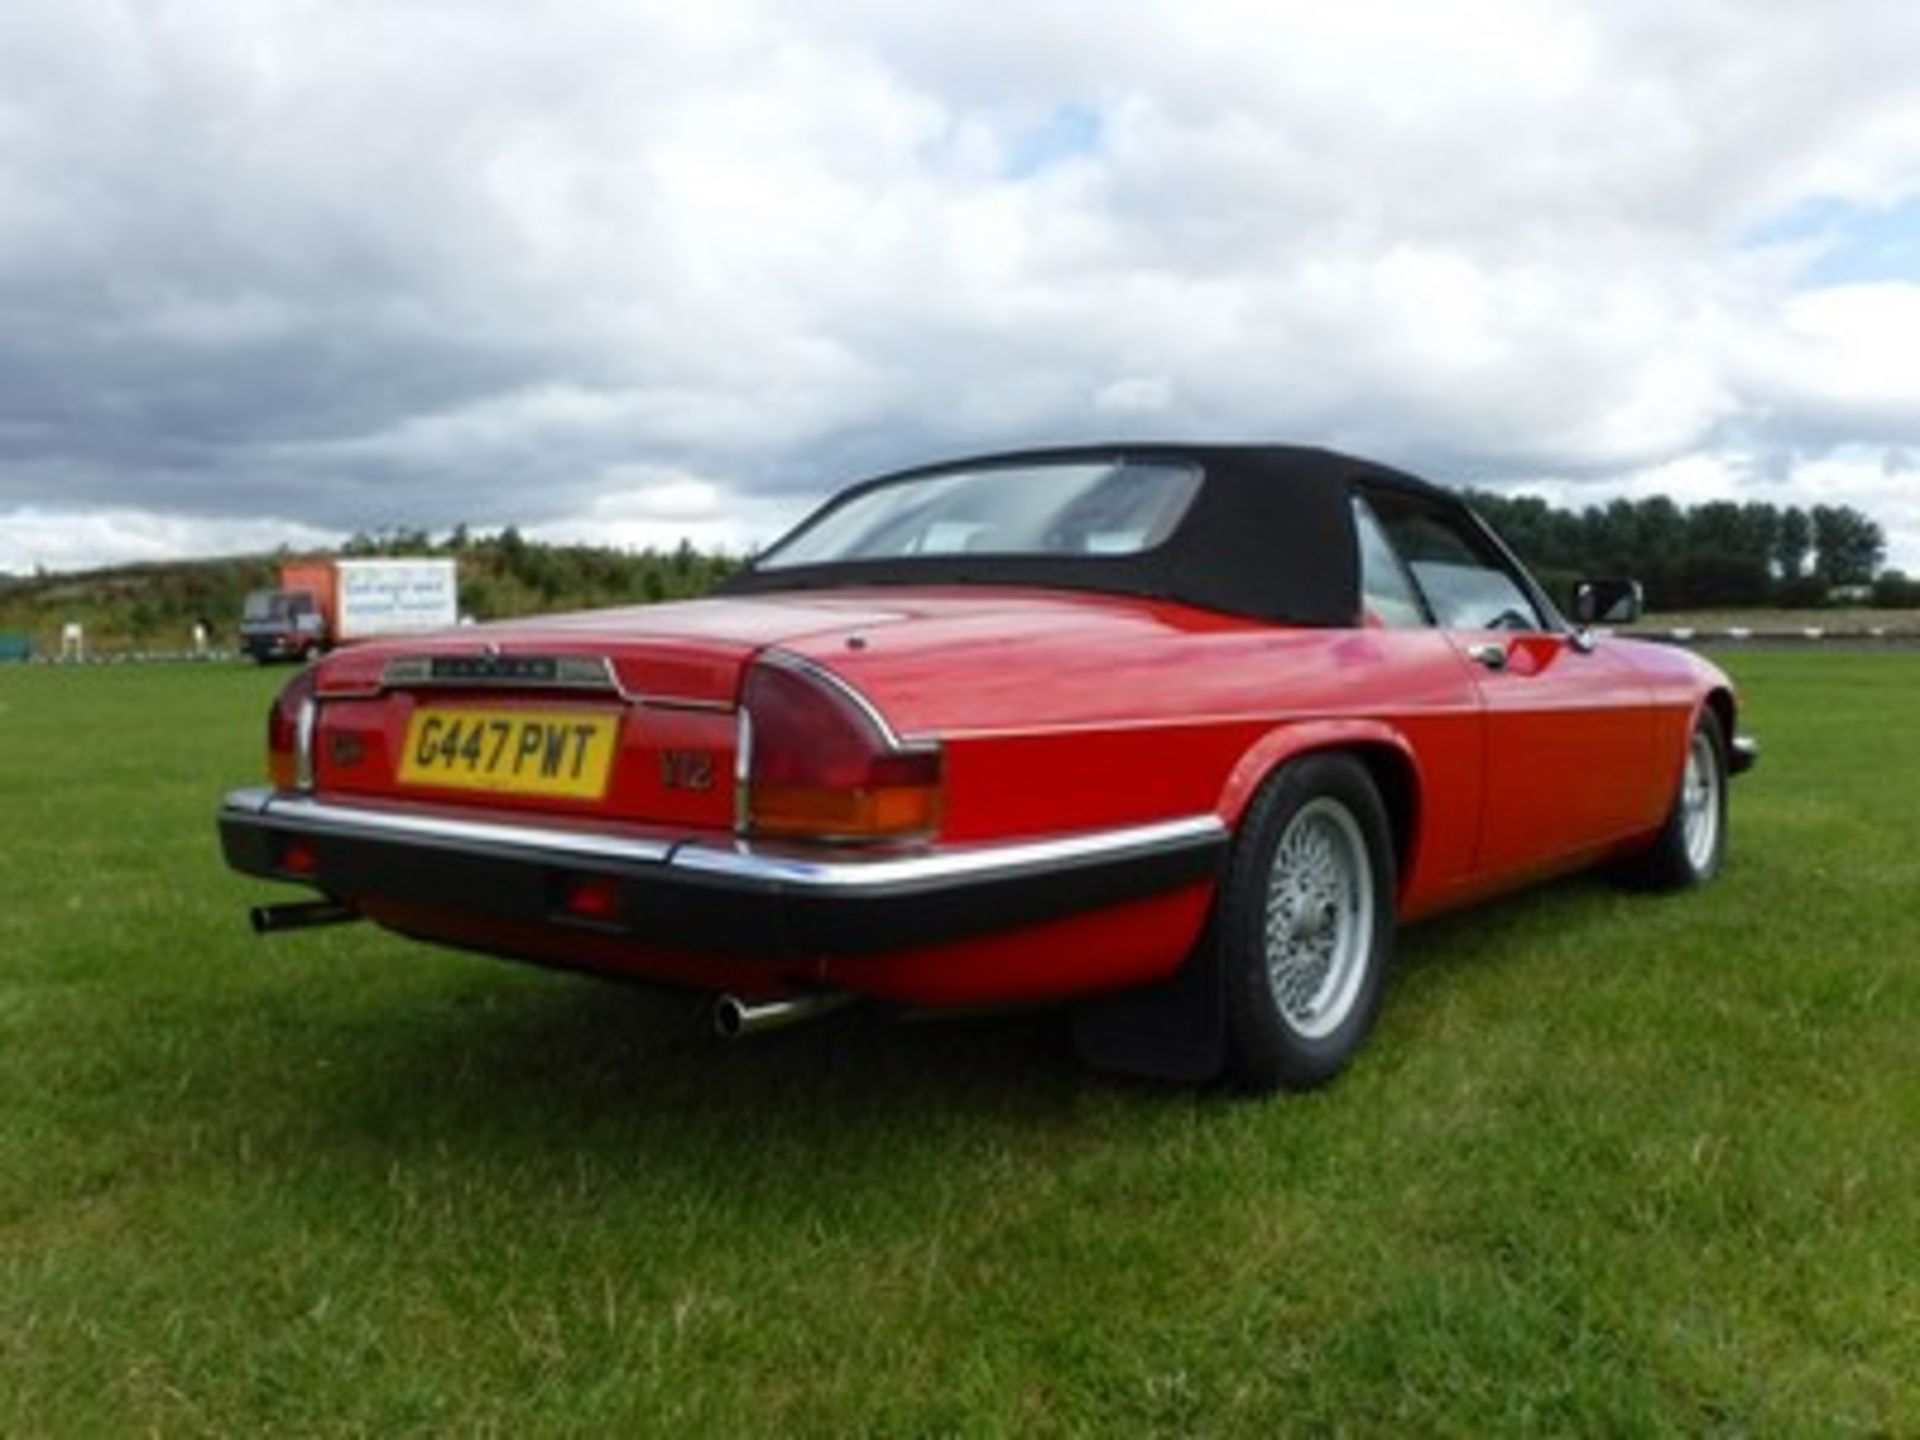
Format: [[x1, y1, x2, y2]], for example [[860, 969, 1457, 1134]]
[[217, 788, 1226, 957]]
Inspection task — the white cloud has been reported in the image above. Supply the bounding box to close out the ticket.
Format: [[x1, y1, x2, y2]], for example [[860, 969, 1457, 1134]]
[[528, 468, 808, 553], [0, 508, 339, 576], [1736, 282, 1920, 439], [1094, 376, 1175, 414], [3, 0, 1920, 571]]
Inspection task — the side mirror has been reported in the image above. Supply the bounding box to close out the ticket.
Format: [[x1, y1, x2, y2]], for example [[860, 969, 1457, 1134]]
[[1570, 578, 1643, 627]]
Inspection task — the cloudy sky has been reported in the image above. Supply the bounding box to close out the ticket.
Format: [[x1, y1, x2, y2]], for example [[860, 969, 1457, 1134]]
[[3, 0, 1919, 574]]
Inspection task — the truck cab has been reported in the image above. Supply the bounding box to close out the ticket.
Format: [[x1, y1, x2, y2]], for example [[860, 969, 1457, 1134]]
[[239, 588, 327, 662]]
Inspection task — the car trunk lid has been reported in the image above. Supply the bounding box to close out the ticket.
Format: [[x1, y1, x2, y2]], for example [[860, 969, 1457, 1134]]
[[300, 592, 966, 832], [295, 586, 1246, 832]]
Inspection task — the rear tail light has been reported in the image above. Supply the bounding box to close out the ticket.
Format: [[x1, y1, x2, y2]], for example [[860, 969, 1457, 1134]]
[[266, 668, 318, 791], [739, 656, 942, 842]]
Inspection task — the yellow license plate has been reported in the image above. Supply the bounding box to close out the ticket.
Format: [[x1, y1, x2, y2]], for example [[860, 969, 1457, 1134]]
[[398, 707, 620, 800]]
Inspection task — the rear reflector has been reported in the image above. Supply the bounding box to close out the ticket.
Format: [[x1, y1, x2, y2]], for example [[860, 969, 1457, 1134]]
[[557, 875, 623, 924], [278, 838, 318, 876]]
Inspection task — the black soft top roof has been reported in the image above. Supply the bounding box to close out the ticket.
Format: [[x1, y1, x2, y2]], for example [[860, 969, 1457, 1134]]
[[718, 443, 1460, 626]]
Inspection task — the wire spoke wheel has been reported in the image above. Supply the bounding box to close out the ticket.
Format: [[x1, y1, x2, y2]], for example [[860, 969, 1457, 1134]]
[[1222, 752, 1394, 1091], [1262, 797, 1375, 1040]]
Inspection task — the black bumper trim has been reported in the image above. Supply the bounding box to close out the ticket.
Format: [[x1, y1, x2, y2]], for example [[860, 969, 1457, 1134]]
[[217, 791, 1227, 959]]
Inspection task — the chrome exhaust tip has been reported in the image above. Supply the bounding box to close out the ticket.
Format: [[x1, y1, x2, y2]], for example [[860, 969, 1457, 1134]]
[[713, 991, 855, 1040]]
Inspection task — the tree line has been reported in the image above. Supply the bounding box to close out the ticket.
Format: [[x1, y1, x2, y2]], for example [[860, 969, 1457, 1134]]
[[1463, 491, 1914, 610], [0, 530, 744, 654], [4, 495, 1915, 656]]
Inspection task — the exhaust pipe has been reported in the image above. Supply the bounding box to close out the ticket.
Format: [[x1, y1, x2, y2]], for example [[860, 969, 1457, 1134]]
[[250, 900, 362, 935], [713, 991, 856, 1040]]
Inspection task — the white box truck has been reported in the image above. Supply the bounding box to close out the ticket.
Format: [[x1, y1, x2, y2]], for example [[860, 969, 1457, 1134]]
[[240, 557, 459, 661]]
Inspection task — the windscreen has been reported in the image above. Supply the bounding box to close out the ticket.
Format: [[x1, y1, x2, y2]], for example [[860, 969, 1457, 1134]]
[[758, 459, 1203, 569]]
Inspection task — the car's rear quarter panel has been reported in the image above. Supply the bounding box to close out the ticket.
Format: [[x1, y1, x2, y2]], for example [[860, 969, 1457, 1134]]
[[784, 599, 1491, 915]]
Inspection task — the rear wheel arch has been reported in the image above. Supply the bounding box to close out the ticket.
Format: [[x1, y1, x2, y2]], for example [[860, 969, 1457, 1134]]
[[1074, 730, 1418, 1088], [1217, 725, 1421, 898], [1351, 743, 1418, 888]]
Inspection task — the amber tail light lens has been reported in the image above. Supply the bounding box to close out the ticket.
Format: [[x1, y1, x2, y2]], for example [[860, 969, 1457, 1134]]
[[740, 659, 941, 842], [266, 668, 318, 791]]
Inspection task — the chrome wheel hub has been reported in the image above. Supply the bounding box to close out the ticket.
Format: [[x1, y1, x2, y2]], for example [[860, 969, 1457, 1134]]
[[1263, 797, 1374, 1040], [1680, 729, 1721, 872]]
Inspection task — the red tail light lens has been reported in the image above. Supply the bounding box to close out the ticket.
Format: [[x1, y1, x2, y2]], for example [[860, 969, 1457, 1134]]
[[741, 658, 941, 842], [266, 668, 318, 791]]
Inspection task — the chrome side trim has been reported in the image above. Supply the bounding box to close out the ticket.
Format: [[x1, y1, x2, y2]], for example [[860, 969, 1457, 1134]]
[[758, 648, 909, 750], [294, 697, 318, 791], [225, 787, 275, 815], [221, 788, 1225, 893], [733, 706, 754, 835], [671, 815, 1226, 891]]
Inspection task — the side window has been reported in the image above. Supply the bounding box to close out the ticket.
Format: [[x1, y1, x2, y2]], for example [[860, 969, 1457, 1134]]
[[1352, 496, 1428, 628], [1366, 490, 1547, 632]]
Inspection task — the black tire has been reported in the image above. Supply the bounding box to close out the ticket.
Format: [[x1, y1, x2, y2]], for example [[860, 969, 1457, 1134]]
[[1221, 753, 1397, 1091], [1619, 707, 1728, 891]]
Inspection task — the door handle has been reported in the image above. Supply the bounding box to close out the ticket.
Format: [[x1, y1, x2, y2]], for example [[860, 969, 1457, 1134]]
[[1466, 642, 1508, 672]]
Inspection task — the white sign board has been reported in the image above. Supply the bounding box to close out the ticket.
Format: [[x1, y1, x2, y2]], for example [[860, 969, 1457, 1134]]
[[335, 559, 459, 640]]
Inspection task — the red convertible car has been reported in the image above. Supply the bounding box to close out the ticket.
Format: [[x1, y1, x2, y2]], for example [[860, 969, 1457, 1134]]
[[219, 445, 1755, 1089]]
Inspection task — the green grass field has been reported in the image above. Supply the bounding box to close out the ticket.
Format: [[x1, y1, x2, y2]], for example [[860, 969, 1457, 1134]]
[[2, 655, 1915, 1434]]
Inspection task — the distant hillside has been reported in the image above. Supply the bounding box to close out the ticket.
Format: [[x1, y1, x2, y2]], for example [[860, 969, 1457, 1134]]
[[0, 531, 741, 656]]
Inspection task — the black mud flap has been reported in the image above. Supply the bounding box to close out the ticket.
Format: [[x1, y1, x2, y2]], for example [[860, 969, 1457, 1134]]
[[1069, 933, 1227, 1084]]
